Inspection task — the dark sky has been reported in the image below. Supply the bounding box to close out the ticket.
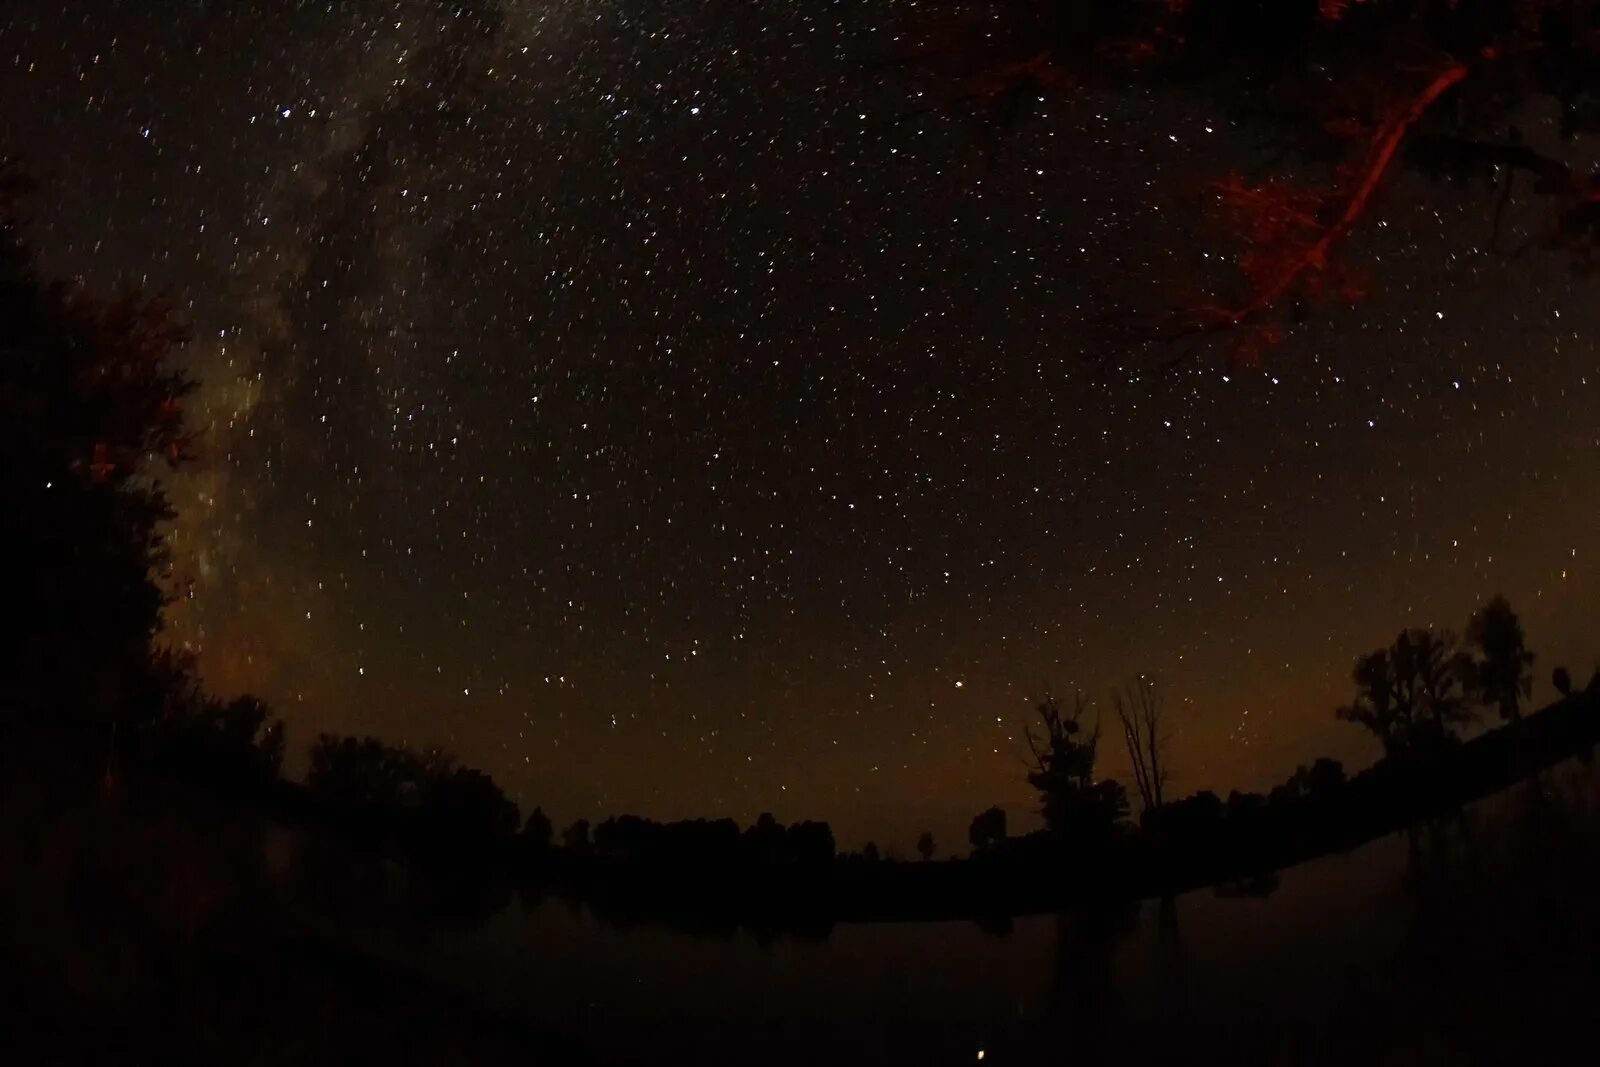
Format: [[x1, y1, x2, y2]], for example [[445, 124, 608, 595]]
[[4, 1, 1598, 849]]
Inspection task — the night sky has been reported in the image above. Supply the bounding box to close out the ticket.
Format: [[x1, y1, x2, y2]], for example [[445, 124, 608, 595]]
[[4, 1, 1598, 849]]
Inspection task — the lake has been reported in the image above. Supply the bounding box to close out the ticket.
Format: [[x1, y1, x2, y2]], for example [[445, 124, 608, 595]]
[[278, 764, 1598, 1065]]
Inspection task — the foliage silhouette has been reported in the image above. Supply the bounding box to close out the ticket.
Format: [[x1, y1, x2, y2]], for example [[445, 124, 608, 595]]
[[1278, 757, 1348, 804], [0, 164, 292, 807], [1337, 626, 1475, 758], [520, 805, 553, 855], [1024, 692, 1129, 843], [968, 806, 1007, 855], [0, 160, 195, 733], [1463, 595, 1536, 720], [304, 733, 519, 872], [583, 812, 836, 871], [563, 818, 593, 856], [145, 684, 285, 793]]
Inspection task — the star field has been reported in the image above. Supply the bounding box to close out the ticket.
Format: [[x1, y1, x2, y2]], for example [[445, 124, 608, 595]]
[[3, 1, 1599, 848]]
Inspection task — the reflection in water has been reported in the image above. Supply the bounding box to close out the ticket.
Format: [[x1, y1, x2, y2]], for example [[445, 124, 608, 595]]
[[1050, 900, 1135, 1059], [1154, 894, 1186, 995], [4, 761, 1598, 1065], [342, 763, 1599, 1065]]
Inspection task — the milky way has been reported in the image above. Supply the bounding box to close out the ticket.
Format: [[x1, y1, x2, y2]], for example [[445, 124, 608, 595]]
[[4, 1, 1599, 847]]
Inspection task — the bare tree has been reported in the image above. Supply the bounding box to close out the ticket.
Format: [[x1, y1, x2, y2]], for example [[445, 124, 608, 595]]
[[1114, 676, 1169, 816]]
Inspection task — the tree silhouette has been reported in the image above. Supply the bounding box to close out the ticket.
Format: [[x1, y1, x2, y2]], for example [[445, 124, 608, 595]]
[[1463, 595, 1536, 720], [521, 807, 554, 855], [0, 160, 196, 728], [147, 685, 286, 790], [562, 818, 592, 856], [1337, 628, 1474, 758], [1553, 665, 1573, 697], [1112, 675, 1169, 817], [898, 1, 1600, 360], [743, 812, 785, 865], [916, 830, 936, 862], [968, 806, 1008, 855], [786, 820, 837, 866], [1285, 757, 1346, 801], [1024, 692, 1128, 842], [421, 766, 520, 858], [307, 734, 437, 809], [861, 841, 880, 863], [1338, 647, 1405, 757], [304, 734, 518, 866]]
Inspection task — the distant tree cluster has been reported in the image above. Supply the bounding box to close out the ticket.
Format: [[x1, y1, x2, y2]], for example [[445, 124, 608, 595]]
[[301, 734, 846, 878], [144, 673, 285, 791], [305, 734, 520, 865], [1144, 753, 1350, 841], [586, 811, 836, 868], [1337, 596, 1537, 758]]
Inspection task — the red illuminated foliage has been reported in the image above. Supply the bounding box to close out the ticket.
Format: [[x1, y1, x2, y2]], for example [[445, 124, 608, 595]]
[[896, 0, 1600, 361]]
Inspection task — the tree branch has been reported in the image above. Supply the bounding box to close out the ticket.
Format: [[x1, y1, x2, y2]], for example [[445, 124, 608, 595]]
[[1167, 61, 1471, 346]]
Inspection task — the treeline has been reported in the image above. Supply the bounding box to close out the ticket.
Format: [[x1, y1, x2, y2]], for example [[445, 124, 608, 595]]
[[1001, 595, 1563, 858], [281, 737, 839, 879], [113, 630, 1600, 930], [298, 734, 519, 867], [585, 812, 835, 867]]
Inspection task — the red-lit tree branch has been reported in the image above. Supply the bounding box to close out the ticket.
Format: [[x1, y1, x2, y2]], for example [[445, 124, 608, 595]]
[[1173, 61, 1470, 346], [896, 1, 1600, 361]]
